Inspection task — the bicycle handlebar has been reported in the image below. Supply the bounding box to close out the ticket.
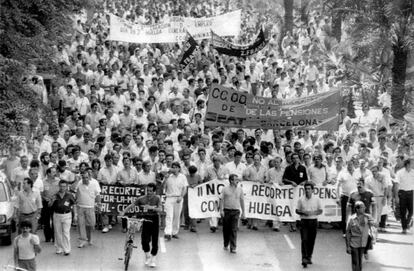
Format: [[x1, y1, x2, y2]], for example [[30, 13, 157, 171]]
[[119, 216, 153, 223]]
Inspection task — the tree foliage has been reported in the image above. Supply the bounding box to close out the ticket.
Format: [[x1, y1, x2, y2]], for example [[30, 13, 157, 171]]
[[0, 0, 94, 150], [298, 0, 413, 119], [344, 0, 414, 119]]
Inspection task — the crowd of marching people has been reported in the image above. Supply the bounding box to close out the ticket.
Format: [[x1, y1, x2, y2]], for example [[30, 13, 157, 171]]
[[1, 0, 413, 270]]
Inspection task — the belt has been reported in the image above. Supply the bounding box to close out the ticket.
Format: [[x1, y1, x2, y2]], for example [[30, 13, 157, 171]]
[[166, 195, 181, 197], [21, 212, 36, 216], [54, 211, 71, 214]]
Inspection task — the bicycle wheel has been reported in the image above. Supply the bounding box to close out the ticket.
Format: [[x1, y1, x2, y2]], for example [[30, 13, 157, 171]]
[[124, 245, 133, 271]]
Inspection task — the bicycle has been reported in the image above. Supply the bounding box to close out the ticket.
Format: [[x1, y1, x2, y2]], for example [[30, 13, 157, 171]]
[[121, 216, 152, 271], [2, 265, 27, 271]]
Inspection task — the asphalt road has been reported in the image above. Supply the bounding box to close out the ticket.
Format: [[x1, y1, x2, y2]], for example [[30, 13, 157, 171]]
[[0, 217, 412, 271]]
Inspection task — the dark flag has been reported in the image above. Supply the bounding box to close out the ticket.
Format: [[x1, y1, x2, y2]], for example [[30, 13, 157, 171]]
[[211, 28, 268, 57], [178, 32, 199, 69]]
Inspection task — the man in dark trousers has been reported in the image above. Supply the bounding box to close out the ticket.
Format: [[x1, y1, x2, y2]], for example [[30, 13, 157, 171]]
[[296, 182, 322, 268], [347, 177, 376, 260], [219, 174, 245, 254], [121, 183, 161, 268], [283, 153, 308, 231]]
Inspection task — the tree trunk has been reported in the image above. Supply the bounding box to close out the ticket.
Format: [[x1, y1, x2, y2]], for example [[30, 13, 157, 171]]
[[283, 0, 294, 36], [391, 45, 408, 119], [331, 11, 342, 42], [300, 0, 308, 25]]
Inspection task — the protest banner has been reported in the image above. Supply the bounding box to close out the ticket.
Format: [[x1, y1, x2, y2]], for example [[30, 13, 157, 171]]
[[178, 32, 199, 69], [211, 28, 268, 57], [108, 10, 241, 44], [188, 181, 341, 222], [205, 84, 340, 130], [100, 184, 146, 214], [179, 10, 241, 40], [243, 183, 341, 222], [188, 179, 228, 219]]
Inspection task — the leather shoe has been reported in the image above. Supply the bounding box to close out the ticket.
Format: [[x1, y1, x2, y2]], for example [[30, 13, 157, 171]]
[[172, 235, 179, 239], [164, 235, 171, 241]]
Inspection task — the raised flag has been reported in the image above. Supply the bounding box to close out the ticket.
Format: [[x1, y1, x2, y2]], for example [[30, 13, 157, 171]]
[[178, 32, 199, 69], [211, 27, 268, 57]]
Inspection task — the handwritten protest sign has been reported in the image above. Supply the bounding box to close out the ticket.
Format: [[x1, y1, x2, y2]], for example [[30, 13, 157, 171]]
[[188, 180, 341, 222], [188, 180, 228, 219], [243, 183, 341, 222], [100, 184, 146, 214]]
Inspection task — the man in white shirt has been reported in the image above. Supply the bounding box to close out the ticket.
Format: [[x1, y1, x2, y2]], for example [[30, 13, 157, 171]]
[[100, 70, 118, 90], [75, 171, 101, 248], [163, 162, 188, 240], [225, 151, 246, 179], [378, 88, 391, 108], [154, 82, 169, 105], [173, 70, 188, 93], [395, 158, 414, 234], [296, 182, 322, 267], [75, 89, 90, 117], [336, 161, 358, 235], [304, 59, 319, 95], [11, 156, 30, 190], [110, 87, 127, 114]]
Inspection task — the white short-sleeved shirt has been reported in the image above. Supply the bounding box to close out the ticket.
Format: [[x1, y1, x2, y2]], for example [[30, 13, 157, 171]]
[[165, 173, 188, 197], [297, 196, 322, 220], [14, 233, 40, 260], [395, 168, 414, 191], [337, 170, 357, 196], [76, 179, 101, 208]]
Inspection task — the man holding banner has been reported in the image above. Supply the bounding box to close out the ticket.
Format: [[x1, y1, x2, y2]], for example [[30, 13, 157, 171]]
[[220, 174, 245, 254]]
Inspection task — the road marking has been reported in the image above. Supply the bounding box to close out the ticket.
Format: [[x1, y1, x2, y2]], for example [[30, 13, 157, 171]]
[[159, 237, 166, 253], [283, 234, 295, 250]]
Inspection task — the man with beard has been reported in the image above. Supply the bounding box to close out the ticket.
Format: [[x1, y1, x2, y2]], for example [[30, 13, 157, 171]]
[[39, 152, 51, 179]]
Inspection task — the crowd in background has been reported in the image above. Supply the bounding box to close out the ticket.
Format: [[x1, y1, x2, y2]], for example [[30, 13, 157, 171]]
[[1, 0, 413, 256]]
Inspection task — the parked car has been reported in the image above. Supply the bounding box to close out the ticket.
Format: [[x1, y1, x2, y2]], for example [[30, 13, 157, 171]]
[[0, 172, 16, 245]]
